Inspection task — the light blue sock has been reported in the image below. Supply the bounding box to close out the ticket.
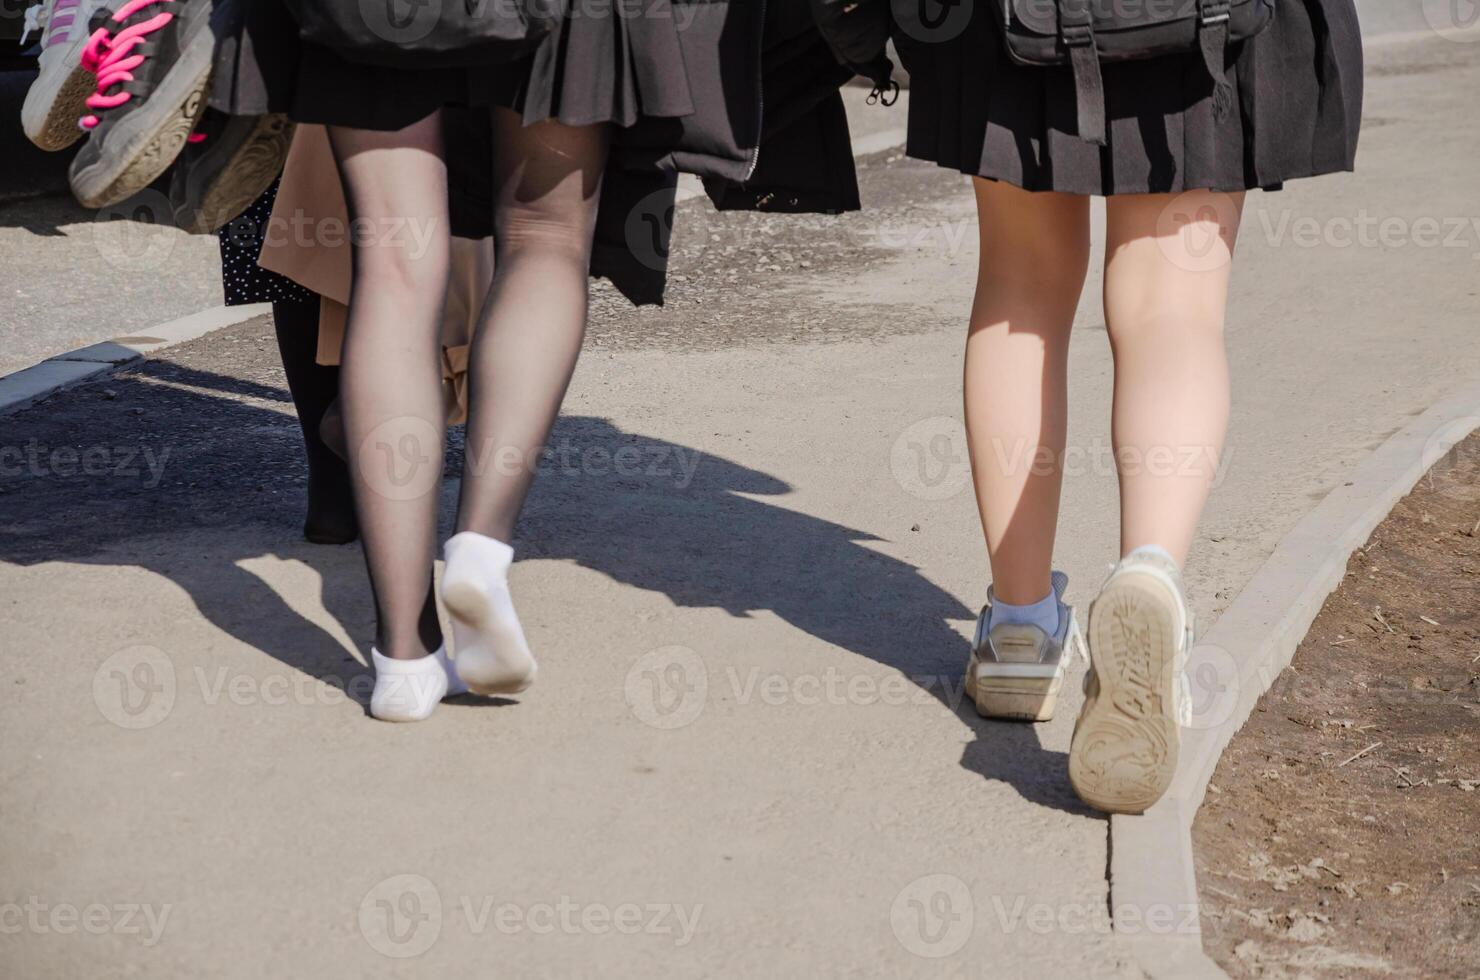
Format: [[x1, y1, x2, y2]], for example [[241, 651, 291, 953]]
[[990, 589, 1060, 637]]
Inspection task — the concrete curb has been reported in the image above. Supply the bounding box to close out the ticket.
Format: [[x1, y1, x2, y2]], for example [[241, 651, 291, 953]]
[[0, 303, 270, 418], [1110, 381, 1480, 979]]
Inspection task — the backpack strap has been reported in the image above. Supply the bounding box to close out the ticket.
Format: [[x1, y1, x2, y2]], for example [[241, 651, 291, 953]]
[[1197, 0, 1234, 120], [1060, 0, 1106, 146]]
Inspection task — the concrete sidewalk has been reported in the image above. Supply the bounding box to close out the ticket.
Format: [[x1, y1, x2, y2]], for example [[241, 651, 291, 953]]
[[2, 32, 1478, 979]]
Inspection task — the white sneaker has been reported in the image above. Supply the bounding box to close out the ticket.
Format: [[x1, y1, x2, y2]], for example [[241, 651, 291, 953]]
[[21, 0, 117, 151], [964, 570, 1088, 722], [1068, 550, 1195, 814]]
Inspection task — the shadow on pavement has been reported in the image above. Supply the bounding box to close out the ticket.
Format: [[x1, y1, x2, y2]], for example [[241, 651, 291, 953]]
[[0, 317, 1080, 808]]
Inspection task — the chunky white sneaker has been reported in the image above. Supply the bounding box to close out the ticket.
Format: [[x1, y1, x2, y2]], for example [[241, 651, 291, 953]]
[[1069, 550, 1195, 814], [20, 0, 117, 150], [964, 571, 1087, 722]]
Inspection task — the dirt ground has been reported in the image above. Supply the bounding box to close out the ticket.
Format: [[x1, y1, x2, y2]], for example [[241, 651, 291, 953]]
[[1194, 432, 1480, 978]]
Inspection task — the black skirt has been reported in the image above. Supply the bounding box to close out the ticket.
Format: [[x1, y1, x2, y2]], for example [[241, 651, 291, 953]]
[[893, 0, 1364, 195], [211, 0, 700, 132]]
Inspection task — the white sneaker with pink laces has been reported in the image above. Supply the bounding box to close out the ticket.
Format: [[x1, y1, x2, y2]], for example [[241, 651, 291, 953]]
[[20, 0, 118, 150]]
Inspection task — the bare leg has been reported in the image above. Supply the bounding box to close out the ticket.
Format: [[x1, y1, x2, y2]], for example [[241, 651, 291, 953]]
[[964, 178, 1090, 605], [1103, 190, 1243, 565], [326, 114, 452, 661]]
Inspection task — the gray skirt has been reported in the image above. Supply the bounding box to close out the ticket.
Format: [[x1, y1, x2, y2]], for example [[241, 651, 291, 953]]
[[893, 0, 1364, 194]]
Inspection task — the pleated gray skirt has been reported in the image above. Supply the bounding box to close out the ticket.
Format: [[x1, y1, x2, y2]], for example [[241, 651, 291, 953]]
[[893, 0, 1365, 194]]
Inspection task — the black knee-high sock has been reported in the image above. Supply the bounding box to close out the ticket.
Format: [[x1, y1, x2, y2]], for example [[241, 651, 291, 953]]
[[272, 297, 359, 544]]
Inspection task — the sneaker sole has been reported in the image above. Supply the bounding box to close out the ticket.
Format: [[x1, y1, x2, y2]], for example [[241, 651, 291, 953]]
[[1069, 572, 1182, 814], [68, 25, 213, 209], [22, 58, 96, 152], [174, 115, 295, 235], [965, 665, 1063, 722], [442, 580, 537, 697]]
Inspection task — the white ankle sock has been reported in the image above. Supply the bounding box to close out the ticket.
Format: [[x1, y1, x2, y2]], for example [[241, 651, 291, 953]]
[[441, 532, 537, 695], [370, 647, 457, 722], [991, 589, 1060, 637], [1126, 544, 1178, 567]]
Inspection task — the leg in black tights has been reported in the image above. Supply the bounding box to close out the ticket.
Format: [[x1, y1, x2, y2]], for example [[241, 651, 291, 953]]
[[270, 296, 358, 545], [434, 112, 609, 697], [326, 113, 452, 661], [454, 110, 609, 539]]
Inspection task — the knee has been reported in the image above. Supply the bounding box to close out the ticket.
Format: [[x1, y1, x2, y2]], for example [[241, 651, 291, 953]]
[[350, 232, 452, 307], [496, 206, 597, 267]]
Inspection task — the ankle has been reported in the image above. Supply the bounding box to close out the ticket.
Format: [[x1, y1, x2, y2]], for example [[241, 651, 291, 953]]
[[989, 588, 1061, 637]]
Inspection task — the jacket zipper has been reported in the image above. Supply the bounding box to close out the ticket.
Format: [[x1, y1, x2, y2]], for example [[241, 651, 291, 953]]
[[744, 0, 767, 182]]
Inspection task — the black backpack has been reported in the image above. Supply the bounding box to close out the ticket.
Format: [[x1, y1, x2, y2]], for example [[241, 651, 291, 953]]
[[991, 0, 1275, 145], [286, 0, 565, 70]]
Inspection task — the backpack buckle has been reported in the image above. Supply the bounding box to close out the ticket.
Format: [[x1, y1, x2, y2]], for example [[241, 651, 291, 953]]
[[1199, 0, 1231, 24], [1061, 22, 1094, 45]]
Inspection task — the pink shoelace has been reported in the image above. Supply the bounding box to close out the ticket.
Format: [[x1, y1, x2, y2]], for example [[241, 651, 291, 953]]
[[77, 0, 176, 132]]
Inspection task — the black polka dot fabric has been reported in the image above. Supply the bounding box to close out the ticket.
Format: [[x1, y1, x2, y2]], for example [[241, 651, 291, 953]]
[[217, 179, 316, 307]]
